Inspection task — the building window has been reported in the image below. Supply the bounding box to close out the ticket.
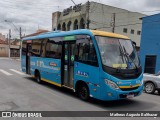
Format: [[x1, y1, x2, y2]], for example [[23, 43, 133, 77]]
[[62, 22, 66, 31], [80, 18, 85, 29], [131, 29, 134, 34], [137, 31, 141, 35], [67, 21, 72, 31], [74, 19, 78, 30], [57, 24, 61, 30], [123, 28, 127, 33], [22, 41, 27, 55]]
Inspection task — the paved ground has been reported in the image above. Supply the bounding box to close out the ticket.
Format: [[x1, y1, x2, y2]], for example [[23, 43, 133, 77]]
[[0, 58, 159, 120]]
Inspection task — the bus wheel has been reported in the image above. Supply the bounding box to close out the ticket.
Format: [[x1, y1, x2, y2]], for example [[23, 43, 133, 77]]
[[35, 71, 41, 83], [78, 84, 89, 101]]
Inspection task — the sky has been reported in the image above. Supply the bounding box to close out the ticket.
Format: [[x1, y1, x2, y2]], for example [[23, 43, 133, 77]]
[[0, 0, 160, 38]]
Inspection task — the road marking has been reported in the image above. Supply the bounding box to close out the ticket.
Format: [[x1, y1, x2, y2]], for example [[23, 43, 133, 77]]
[[0, 69, 13, 76], [9, 69, 25, 75], [0, 57, 9, 59]]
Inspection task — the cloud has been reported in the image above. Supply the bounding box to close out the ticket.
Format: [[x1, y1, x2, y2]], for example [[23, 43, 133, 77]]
[[0, 0, 160, 37], [145, 0, 160, 8]]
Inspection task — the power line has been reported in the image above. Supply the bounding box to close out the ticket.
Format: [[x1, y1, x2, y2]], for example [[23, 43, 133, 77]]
[[70, 0, 87, 27], [70, 0, 84, 19]]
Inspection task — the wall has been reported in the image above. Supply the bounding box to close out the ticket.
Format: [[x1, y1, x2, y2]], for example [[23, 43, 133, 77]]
[[0, 44, 9, 57], [89, 2, 145, 47], [140, 13, 160, 73], [0, 44, 20, 57], [53, 1, 145, 47]]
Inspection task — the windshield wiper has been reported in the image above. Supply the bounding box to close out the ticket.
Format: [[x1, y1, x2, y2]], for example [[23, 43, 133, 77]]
[[122, 46, 138, 71], [119, 46, 127, 64]]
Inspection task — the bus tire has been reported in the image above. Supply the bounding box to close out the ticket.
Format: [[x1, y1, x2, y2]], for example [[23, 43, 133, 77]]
[[77, 83, 89, 101], [35, 71, 41, 84]]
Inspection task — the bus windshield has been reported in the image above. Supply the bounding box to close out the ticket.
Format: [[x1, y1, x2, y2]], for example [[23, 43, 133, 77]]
[[95, 36, 140, 69]]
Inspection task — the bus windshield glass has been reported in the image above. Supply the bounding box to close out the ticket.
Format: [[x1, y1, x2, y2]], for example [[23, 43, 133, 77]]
[[95, 36, 140, 69]]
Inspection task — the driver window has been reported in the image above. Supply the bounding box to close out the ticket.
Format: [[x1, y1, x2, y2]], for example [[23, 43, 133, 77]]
[[75, 38, 98, 66]]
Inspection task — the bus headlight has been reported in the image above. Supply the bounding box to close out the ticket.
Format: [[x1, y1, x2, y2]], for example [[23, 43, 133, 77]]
[[104, 79, 119, 89], [136, 80, 143, 86], [140, 80, 143, 85]]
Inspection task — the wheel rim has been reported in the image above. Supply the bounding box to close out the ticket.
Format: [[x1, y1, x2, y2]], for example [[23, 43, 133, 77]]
[[145, 83, 154, 93], [79, 86, 88, 100]]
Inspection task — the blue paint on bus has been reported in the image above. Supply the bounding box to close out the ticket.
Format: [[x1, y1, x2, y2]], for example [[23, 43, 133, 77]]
[[21, 29, 143, 101]]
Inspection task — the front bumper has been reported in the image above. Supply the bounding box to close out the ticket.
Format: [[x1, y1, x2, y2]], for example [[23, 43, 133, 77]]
[[100, 84, 144, 101]]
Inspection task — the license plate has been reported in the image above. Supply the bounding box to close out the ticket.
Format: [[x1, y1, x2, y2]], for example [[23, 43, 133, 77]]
[[127, 94, 134, 98]]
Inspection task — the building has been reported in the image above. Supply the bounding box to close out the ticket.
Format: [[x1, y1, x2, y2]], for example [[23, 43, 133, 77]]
[[0, 44, 20, 57], [0, 34, 8, 57], [0, 34, 20, 57], [0, 33, 6, 41], [140, 13, 160, 74], [52, 1, 145, 49]]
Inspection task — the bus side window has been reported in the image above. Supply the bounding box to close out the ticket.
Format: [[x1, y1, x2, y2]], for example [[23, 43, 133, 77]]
[[41, 39, 47, 57], [45, 40, 62, 59], [22, 41, 27, 56], [76, 39, 98, 66], [31, 39, 41, 57]]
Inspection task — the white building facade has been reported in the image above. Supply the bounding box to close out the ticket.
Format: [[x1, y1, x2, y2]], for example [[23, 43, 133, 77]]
[[0, 33, 6, 41], [52, 1, 145, 48]]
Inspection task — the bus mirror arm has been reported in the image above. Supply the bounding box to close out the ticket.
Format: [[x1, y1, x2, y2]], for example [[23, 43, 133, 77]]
[[86, 35, 91, 40], [132, 41, 136, 47]]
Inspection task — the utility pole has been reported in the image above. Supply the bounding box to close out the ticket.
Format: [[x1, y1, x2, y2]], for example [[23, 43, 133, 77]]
[[19, 27, 22, 39], [6, 34, 8, 44], [112, 13, 116, 33], [19, 27, 22, 60], [8, 29, 11, 58], [86, 1, 90, 29]]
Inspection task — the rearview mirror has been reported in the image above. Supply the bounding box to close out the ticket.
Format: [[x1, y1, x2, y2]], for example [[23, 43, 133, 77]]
[[132, 41, 136, 46]]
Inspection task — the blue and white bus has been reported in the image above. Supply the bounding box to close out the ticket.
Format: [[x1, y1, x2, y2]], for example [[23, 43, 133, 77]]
[[21, 29, 143, 101]]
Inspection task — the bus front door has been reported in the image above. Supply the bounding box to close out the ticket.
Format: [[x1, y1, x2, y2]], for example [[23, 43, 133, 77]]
[[26, 43, 31, 74], [62, 42, 76, 88]]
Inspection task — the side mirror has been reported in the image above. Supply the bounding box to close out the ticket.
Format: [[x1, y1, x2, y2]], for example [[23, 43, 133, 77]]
[[132, 41, 136, 47]]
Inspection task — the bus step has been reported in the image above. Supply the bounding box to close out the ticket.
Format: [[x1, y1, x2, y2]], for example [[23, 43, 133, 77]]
[[62, 85, 74, 90]]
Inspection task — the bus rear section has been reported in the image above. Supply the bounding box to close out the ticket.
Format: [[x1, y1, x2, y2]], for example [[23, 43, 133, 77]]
[[21, 29, 143, 101]]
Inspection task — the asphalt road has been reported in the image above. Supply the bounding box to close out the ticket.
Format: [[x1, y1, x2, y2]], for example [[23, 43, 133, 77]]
[[0, 58, 159, 120]]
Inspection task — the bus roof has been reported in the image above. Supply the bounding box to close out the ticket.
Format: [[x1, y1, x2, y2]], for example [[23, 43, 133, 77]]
[[91, 30, 129, 39], [22, 29, 129, 41]]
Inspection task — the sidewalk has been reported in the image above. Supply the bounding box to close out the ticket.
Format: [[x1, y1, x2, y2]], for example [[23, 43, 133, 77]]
[[0, 57, 9, 59], [11, 57, 20, 61], [0, 57, 20, 61]]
